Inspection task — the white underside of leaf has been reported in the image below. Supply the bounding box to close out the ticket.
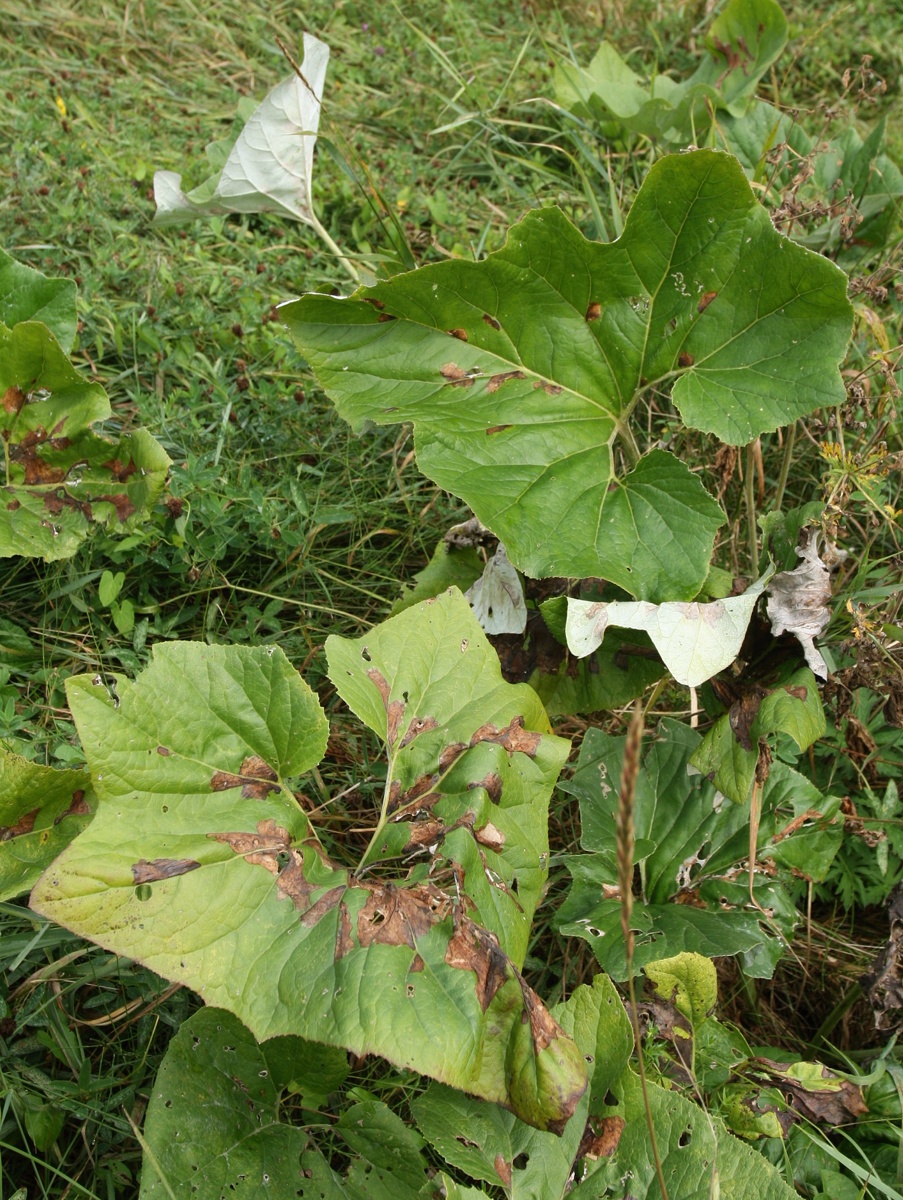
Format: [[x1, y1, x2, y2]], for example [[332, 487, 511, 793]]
[[466, 544, 527, 635], [566, 573, 772, 687], [766, 537, 831, 679], [153, 32, 329, 226]]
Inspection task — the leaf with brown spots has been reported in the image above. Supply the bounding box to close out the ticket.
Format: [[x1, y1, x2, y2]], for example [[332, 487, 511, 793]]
[[32, 631, 583, 1133]]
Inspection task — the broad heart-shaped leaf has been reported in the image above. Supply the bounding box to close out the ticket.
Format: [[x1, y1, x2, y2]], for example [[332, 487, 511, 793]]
[[154, 33, 328, 227], [566, 572, 771, 687], [31, 631, 584, 1133], [411, 974, 632, 1200], [0, 321, 170, 560], [0, 247, 76, 352], [554, 719, 813, 978], [0, 751, 95, 902], [325, 588, 570, 968], [139, 1008, 312, 1198], [284, 149, 851, 602]]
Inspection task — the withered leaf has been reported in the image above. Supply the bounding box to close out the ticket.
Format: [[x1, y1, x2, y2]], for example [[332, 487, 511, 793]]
[[577, 1114, 626, 1160], [210, 754, 280, 799], [486, 370, 526, 394], [749, 1058, 868, 1125], [469, 715, 542, 757], [863, 883, 903, 1031], [1, 807, 39, 839], [766, 534, 831, 678]]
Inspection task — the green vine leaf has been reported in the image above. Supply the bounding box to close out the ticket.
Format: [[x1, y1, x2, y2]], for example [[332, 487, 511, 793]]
[[0, 320, 170, 560], [284, 149, 851, 602], [31, 624, 583, 1132], [0, 751, 95, 902]]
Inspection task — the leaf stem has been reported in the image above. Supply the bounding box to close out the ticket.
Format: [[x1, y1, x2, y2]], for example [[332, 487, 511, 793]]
[[772, 420, 796, 512], [745, 440, 759, 572], [617, 421, 642, 467], [309, 213, 360, 285], [618, 701, 670, 1200]]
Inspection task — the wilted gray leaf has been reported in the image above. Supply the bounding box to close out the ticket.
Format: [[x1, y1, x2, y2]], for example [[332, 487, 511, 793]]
[[466, 544, 527, 635], [765, 536, 831, 678]]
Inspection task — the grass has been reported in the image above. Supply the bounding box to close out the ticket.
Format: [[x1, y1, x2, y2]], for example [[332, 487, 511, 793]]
[[1, 0, 902, 1195]]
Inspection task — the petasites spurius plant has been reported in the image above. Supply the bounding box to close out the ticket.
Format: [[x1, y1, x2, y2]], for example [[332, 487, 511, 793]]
[[282, 149, 852, 607]]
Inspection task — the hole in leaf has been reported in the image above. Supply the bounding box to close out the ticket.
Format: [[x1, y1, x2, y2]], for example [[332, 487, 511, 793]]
[[361, 647, 372, 661], [406, 984, 415, 998], [584, 1054, 594, 1063], [163, 1100, 173, 1108], [603, 1090, 618, 1107], [678, 1128, 692, 1147], [512, 1154, 529, 1170]]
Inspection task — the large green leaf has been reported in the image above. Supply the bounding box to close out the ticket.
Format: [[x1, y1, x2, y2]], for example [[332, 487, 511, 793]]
[[326, 587, 570, 966], [31, 612, 584, 1132], [0, 751, 95, 902], [0, 320, 170, 560], [411, 974, 633, 1200], [555, 719, 819, 978], [284, 150, 851, 602], [0, 247, 77, 351]]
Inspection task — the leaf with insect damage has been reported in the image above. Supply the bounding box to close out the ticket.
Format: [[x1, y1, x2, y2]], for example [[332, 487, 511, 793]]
[[32, 630, 583, 1132], [0, 750, 95, 902], [0, 319, 170, 561], [284, 150, 851, 602], [154, 34, 329, 229]]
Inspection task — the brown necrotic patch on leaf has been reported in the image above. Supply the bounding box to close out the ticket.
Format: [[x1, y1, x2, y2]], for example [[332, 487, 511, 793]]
[[585, 302, 602, 322], [401, 818, 446, 854], [486, 370, 526, 394], [469, 715, 542, 757], [94, 493, 136, 522], [577, 1115, 626, 1160], [55, 790, 91, 822], [6, 498, 20, 511], [474, 820, 506, 851], [131, 857, 201, 884], [2, 386, 26, 415], [209, 819, 292, 874], [533, 380, 563, 396], [448, 328, 468, 341], [468, 772, 503, 803], [1, 808, 39, 839], [678, 351, 695, 367], [486, 425, 512, 435], [209, 755, 279, 798], [482, 314, 501, 330], [697, 290, 718, 313], [399, 714, 438, 748], [101, 458, 138, 483], [444, 916, 510, 1011], [493, 1154, 512, 1186], [440, 363, 469, 382], [766, 534, 831, 678]]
